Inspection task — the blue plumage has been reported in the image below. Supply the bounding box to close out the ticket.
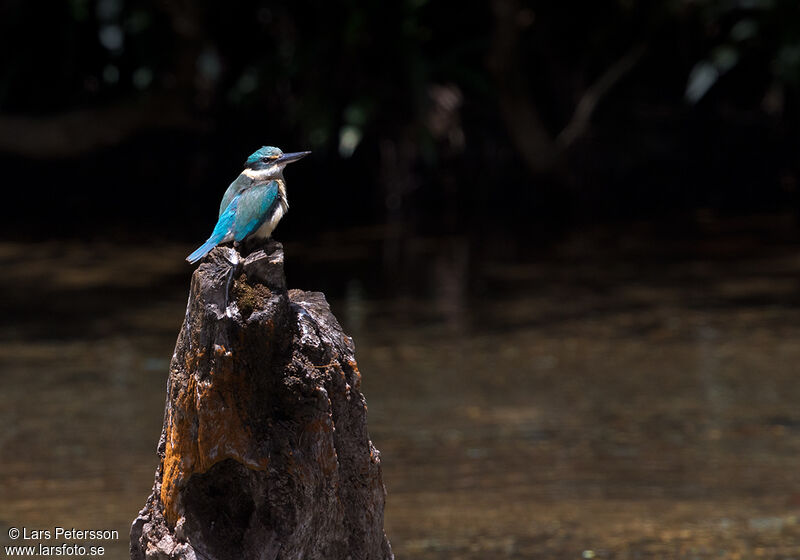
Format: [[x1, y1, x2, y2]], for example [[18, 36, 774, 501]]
[[186, 240, 222, 264], [232, 181, 279, 241], [186, 146, 310, 264]]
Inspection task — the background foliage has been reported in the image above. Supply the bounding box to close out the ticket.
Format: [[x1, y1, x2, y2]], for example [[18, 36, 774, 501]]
[[1, 0, 799, 240]]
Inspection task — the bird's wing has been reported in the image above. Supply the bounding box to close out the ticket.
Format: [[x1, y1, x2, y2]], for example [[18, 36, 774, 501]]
[[186, 194, 240, 263], [210, 194, 240, 239], [219, 173, 251, 218], [232, 180, 280, 242]]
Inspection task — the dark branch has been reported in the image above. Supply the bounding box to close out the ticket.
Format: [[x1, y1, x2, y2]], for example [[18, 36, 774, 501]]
[[557, 44, 647, 149], [0, 95, 199, 159]]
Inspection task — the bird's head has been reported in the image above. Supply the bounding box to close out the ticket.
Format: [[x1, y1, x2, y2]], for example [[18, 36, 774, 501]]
[[244, 146, 311, 178]]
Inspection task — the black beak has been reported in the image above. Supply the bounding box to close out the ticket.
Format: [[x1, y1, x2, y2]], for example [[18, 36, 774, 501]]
[[277, 151, 311, 165]]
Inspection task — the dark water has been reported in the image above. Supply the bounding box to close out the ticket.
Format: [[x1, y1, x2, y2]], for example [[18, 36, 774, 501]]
[[3, 224, 800, 558]]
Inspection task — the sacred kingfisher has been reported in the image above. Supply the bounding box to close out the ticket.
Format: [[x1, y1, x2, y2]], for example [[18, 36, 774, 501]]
[[186, 146, 310, 264]]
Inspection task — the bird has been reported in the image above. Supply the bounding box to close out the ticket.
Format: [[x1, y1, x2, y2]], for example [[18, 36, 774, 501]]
[[186, 146, 310, 264]]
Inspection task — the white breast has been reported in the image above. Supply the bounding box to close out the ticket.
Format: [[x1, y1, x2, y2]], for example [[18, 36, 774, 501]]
[[254, 204, 283, 239], [253, 188, 289, 240]]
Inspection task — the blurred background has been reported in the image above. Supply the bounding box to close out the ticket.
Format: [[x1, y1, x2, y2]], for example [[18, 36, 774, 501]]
[[4, 0, 800, 557]]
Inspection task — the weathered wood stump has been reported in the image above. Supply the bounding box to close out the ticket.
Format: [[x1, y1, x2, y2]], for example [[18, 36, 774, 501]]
[[130, 241, 393, 560]]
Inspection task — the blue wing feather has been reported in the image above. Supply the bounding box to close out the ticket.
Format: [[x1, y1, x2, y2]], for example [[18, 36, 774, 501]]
[[219, 173, 251, 218], [186, 180, 280, 263], [232, 181, 279, 242], [185, 196, 239, 263]]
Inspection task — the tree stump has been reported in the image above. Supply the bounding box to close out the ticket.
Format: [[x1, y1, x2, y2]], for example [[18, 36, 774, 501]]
[[130, 241, 393, 560]]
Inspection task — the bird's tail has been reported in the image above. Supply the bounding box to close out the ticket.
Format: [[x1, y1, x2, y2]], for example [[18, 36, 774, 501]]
[[186, 238, 220, 264]]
